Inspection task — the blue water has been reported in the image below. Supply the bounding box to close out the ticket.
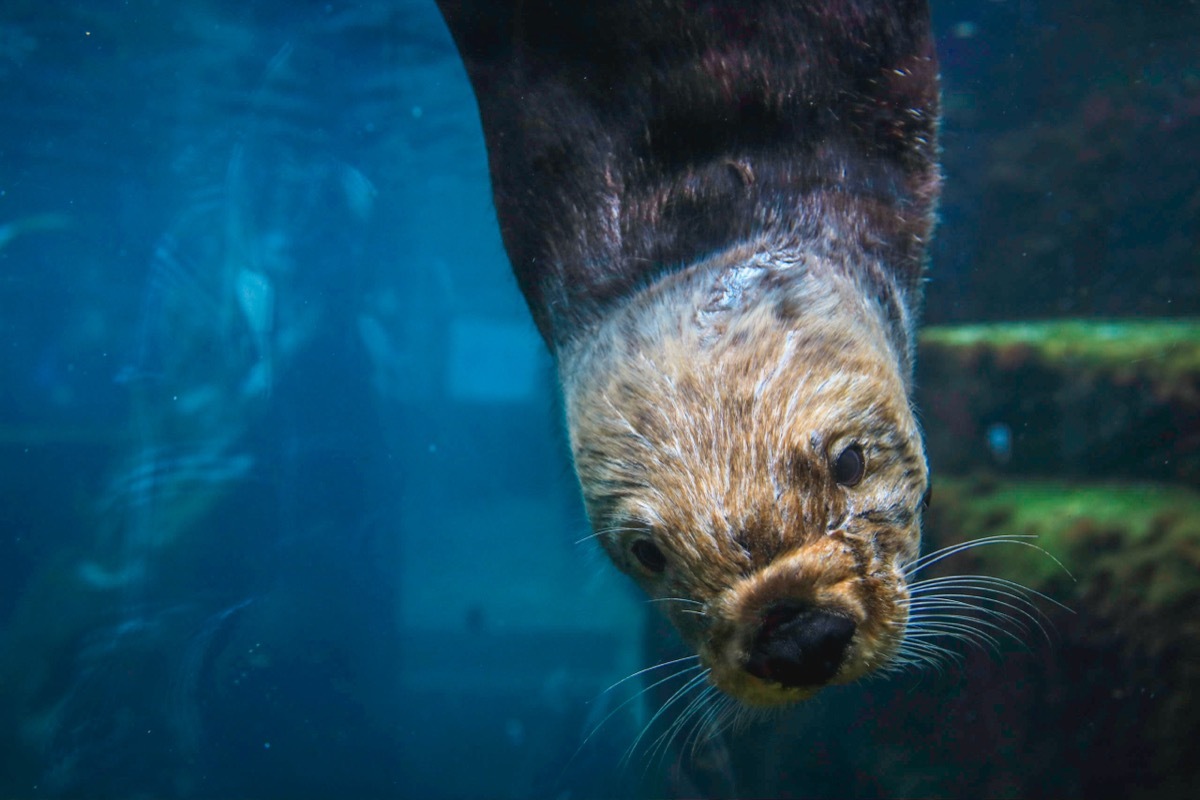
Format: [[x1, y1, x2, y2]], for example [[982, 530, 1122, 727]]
[[0, 4, 638, 797], [1, 2, 1196, 798]]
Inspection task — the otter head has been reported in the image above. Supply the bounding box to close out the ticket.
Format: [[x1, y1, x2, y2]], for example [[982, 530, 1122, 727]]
[[560, 244, 929, 707]]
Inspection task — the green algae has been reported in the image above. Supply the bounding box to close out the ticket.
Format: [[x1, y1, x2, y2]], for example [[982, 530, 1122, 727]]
[[919, 319, 1200, 396], [915, 319, 1200, 485], [926, 476, 1200, 608]]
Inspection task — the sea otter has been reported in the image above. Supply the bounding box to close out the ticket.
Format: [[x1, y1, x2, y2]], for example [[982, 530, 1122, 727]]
[[436, 0, 940, 708]]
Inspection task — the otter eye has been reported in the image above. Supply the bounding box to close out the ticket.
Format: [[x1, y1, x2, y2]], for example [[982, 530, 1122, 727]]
[[921, 482, 932, 511], [833, 444, 866, 486], [631, 539, 667, 574]]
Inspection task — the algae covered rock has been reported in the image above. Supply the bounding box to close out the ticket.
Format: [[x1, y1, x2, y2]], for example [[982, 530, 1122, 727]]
[[915, 319, 1200, 486], [917, 476, 1200, 800]]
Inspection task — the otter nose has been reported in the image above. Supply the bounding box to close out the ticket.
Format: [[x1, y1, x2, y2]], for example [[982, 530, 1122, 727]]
[[745, 602, 856, 688]]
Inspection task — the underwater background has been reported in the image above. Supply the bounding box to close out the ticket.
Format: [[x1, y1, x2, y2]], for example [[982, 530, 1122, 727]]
[[0, 1, 1197, 798]]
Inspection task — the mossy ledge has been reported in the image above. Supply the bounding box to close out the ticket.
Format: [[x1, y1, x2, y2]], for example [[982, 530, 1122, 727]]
[[920, 319, 1200, 393], [924, 475, 1200, 608], [915, 318, 1200, 485], [919, 475, 1200, 798]]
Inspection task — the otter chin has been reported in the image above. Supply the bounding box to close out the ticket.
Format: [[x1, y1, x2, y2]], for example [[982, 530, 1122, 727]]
[[436, 0, 940, 706]]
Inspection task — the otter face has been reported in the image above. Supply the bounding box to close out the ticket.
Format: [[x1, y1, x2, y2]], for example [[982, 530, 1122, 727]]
[[563, 261, 928, 707]]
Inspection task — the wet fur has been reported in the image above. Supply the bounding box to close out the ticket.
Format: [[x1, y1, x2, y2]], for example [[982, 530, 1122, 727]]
[[437, 0, 940, 706], [437, 0, 940, 347], [561, 235, 928, 705]]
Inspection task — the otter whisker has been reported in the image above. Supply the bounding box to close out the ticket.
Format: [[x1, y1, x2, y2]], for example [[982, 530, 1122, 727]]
[[672, 683, 717, 744], [907, 602, 1035, 643], [898, 640, 965, 667], [889, 654, 951, 677], [573, 661, 705, 768], [689, 689, 730, 748], [907, 596, 1031, 621], [684, 691, 740, 762], [894, 535, 1077, 676], [599, 654, 701, 697], [909, 607, 1017, 636], [622, 668, 712, 768], [904, 533, 1043, 577], [907, 572, 1073, 648], [896, 634, 970, 665], [573, 526, 643, 546], [907, 613, 1010, 648], [911, 604, 1034, 636], [885, 643, 957, 677], [561, 659, 703, 785], [892, 634, 967, 668], [904, 635, 1000, 664], [645, 596, 705, 608], [885, 654, 946, 676], [905, 593, 1046, 641], [907, 613, 1006, 640], [909, 582, 1042, 611], [902, 618, 998, 642], [721, 695, 757, 739], [682, 688, 751, 771], [643, 597, 711, 620], [906, 621, 1005, 655], [908, 573, 1073, 614], [648, 681, 717, 766]]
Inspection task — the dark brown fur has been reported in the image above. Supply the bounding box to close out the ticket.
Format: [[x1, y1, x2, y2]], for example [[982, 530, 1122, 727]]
[[437, 0, 939, 350]]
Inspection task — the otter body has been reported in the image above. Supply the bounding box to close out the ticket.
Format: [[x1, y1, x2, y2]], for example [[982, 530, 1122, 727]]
[[437, 0, 940, 707]]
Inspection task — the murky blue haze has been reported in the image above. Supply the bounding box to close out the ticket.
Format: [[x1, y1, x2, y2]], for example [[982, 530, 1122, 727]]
[[1, 1, 1197, 798]]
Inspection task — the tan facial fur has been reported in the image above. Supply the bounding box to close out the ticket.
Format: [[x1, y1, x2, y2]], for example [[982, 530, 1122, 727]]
[[560, 239, 928, 708]]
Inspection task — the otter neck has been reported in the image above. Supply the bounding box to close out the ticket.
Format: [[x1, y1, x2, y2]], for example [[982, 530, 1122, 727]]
[[558, 237, 916, 399]]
